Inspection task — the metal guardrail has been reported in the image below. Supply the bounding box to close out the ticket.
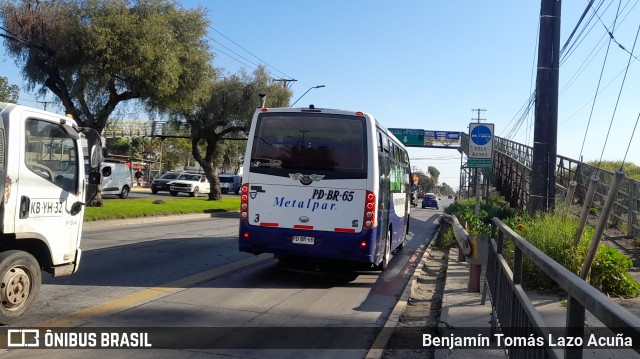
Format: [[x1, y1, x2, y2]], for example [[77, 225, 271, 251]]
[[485, 217, 640, 359], [460, 133, 639, 238]]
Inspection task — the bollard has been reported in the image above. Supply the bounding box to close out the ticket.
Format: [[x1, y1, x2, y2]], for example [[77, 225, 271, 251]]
[[442, 214, 488, 293], [469, 264, 481, 292], [467, 235, 488, 292]]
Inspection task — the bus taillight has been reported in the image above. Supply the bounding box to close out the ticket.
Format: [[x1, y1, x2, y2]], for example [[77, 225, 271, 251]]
[[363, 191, 376, 229], [240, 183, 249, 221]]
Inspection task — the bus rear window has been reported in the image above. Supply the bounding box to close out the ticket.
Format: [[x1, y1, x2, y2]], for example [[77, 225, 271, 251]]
[[250, 113, 367, 177]]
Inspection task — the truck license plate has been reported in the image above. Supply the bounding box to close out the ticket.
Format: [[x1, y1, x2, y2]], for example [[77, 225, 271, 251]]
[[292, 236, 314, 245]]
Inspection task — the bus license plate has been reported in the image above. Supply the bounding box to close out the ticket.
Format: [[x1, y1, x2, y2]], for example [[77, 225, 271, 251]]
[[292, 236, 314, 245]]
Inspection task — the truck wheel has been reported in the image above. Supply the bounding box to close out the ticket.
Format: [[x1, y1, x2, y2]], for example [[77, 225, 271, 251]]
[[119, 186, 130, 199], [170, 191, 178, 196], [0, 251, 41, 324], [190, 187, 199, 197]]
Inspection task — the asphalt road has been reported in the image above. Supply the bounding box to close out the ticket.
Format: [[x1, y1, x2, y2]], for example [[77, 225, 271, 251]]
[[3, 206, 444, 358]]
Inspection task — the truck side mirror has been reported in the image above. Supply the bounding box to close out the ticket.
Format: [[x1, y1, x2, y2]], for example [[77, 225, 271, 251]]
[[78, 128, 105, 207]]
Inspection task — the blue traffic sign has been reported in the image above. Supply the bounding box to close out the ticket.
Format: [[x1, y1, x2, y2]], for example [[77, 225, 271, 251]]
[[470, 125, 492, 146], [468, 123, 495, 160]]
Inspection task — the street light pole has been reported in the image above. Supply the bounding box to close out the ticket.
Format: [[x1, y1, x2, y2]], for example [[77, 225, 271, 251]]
[[290, 85, 325, 107]]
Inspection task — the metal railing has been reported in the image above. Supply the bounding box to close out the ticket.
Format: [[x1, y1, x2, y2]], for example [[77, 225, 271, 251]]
[[485, 217, 640, 359], [460, 133, 639, 238]]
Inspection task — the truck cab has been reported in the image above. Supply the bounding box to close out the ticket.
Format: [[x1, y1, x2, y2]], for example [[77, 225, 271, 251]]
[[0, 102, 103, 323]]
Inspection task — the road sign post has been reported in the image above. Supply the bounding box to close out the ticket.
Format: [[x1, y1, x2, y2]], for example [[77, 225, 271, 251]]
[[468, 123, 495, 216], [468, 123, 495, 161]]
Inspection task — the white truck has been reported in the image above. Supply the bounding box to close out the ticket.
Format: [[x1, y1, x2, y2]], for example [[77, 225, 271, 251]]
[[0, 102, 105, 324]]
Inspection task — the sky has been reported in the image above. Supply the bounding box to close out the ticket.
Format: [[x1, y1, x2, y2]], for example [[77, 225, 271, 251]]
[[2, 1, 640, 191]]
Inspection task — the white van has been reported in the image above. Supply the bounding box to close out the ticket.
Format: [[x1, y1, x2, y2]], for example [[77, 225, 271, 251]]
[[101, 162, 133, 199], [218, 174, 241, 194]]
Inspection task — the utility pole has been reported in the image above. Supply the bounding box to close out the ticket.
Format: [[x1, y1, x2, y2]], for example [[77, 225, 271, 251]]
[[530, 0, 562, 215], [272, 78, 297, 88], [36, 100, 55, 111], [471, 108, 486, 123]]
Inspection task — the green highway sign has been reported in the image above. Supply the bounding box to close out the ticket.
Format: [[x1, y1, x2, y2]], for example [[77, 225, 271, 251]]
[[388, 128, 425, 146], [467, 159, 493, 168]]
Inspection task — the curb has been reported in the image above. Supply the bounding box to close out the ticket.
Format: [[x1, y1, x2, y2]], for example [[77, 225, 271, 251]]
[[364, 227, 440, 359], [83, 211, 239, 231]]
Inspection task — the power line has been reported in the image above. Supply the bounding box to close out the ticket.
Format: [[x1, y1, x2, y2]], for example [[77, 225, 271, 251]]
[[559, 0, 639, 97], [593, 0, 640, 62], [210, 38, 265, 70], [559, 65, 627, 127], [166, 0, 294, 81], [579, 0, 622, 163], [211, 45, 258, 71], [504, 0, 636, 143], [209, 27, 294, 81], [596, 20, 640, 172], [622, 111, 640, 167]]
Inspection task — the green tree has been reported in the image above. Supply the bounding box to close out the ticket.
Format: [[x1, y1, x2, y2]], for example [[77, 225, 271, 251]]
[[441, 182, 453, 195], [0, 76, 19, 103], [218, 139, 246, 175], [105, 138, 132, 156], [427, 166, 440, 183], [587, 160, 639, 181], [175, 66, 291, 200], [0, 0, 212, 132], [160, 137, 193, 173], [413, 166, 442, 192]]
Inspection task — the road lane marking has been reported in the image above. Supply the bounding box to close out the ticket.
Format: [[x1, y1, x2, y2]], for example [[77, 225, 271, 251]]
[[32, 254, 273, 328]]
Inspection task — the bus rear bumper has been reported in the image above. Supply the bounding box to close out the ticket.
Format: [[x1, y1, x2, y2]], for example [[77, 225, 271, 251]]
[[239, 222, 378, 264]]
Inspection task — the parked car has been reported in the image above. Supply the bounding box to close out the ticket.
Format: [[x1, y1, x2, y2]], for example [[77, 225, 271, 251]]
[[101, 162, 133, 199], [219, 174, 242, 194], [170, 173, 210, 197], [421, 193, 439, 209], [151, 171, 187, 194]]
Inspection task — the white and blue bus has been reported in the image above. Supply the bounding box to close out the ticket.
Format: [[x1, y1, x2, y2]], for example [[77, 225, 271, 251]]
[[239, 106, 411, 270]]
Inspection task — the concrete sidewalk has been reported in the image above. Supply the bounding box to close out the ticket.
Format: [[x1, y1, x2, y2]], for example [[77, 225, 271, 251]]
[[433, 247, 504, 359], [431, 247, 640, 359]]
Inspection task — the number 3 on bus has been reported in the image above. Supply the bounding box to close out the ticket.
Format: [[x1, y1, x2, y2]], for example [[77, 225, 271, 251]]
[[239, 106, 412, 270]]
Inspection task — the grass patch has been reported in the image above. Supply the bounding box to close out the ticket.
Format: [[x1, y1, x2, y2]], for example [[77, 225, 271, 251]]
[[504, 208, 640, 298], [432, 225, 457, 249], [84, 197, 240, 221], [445, 198, 640, 298]]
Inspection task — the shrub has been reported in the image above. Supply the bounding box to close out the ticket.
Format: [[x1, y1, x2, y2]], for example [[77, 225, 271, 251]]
[[507, 210, 640, 297], [590, 246, 640, 297], [443, 197, 639, 297], [444, 197, 514, 235], [432, 225, 457, 249]]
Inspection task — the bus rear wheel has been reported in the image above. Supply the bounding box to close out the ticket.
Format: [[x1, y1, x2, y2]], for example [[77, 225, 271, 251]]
[[377, 231, 392, 271]]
